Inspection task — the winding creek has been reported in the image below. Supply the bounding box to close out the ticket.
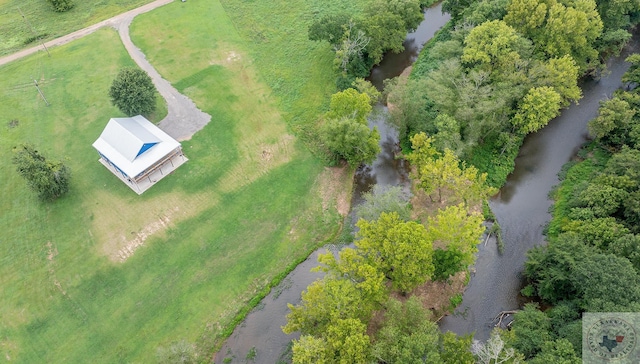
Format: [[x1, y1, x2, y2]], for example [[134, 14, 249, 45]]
[[439, 34, 640, 341], [214, 5, 450, 363], [215, 5, 639, 362]]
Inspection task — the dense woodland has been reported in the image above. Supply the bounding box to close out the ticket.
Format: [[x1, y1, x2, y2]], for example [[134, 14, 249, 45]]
[[287, 0, 640, 362]]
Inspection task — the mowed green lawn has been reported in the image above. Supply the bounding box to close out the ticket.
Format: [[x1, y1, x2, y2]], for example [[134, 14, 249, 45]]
[[0, 0, 156, 56], [0, 0, 365, 362]]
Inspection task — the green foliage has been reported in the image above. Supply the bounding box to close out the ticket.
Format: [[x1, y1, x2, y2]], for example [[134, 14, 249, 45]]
[[308, 13, 350, 47], [528, 339, 581, 364], [317, 248, 388, 306], [47, 0, 74, 12], [427, 204, 485, 266], [12, 144, 71, 201], [461, 20, 523, 70], [355, 185, 412, 222], [283, 278, 375, 336], [432, 248, 466, 281], [511, 86, 562, 134], [326, 88, 372, 123], [386, 77, 436, 142], [622, 53, 640, 84], [356, 212, 434, 294], [291, 335, 329, 364], [524, 233, 640, 310], [321, 117, 380, 166], [109, 67, 158, 117], [372, 297, 442, 363], [531, 56, 581, 107], [351, 78, 381, 105], [407, 133, 497, 205], [440, 332, 475, 364], [508, 303, 552, 359], [587, 96, 636, 147]]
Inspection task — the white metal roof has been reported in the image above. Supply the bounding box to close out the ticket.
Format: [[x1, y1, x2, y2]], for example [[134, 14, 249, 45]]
[[92, 115, 181, 178]]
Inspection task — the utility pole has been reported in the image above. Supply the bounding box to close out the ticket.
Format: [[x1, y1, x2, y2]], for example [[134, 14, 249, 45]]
[[33, 79, 50, 106], [18, 6, 50, 57]]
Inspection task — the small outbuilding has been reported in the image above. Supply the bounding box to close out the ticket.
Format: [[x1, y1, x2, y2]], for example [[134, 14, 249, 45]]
[[92, 115, 187, 194]]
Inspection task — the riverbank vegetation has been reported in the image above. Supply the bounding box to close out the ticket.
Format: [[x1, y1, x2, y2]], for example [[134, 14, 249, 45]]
[[388, 0, 640, 187], [0, 0, 156, 56], [469, 54, 640, 363], [283, 133, 494, 363]]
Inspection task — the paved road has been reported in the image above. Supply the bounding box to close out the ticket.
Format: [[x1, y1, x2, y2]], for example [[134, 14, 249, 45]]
[[0, 0, 211, 141]]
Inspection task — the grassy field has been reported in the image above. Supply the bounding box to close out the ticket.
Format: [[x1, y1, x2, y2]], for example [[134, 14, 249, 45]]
[[0, 0, 157, 56], [0, 0, 366, 362]]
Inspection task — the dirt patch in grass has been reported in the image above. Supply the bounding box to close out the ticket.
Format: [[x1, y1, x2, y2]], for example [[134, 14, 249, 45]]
[[317, 163, 352, 217], [46, 241, 66, 296], [91, 190, 219, 262]]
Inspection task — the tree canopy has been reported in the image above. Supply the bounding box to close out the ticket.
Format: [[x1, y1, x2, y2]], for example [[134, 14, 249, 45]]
[[109, 67, 158, 117], [12, 144, 71, 201]]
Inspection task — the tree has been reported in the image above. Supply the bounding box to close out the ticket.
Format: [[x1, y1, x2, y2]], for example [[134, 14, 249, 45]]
[[461, 20, 524, 71], [292, 335, 329, 364], [360, 11, 407, 64], [47, 0, 74, 12], [320, 117, 380, 166], [528, 339, 581, 364], [622, 53, 640, 85], [508, 303, 552, 359], [325, 88, 372, 123], [530, 56, 581, 107], [283, 278, 374, 336], [587, 96, 636, 147], [407, 133, 495, 205], [308, 14, 350, 47], [427, 204, 485, 267], [511, 86, 562, 134], [372, 297, 442, 363], [109, 67, 158, 117], [12, 144, 71, 201], [356, 212, 434, 294], [317, 247, 388, 307], [355, 185, 411, 222]]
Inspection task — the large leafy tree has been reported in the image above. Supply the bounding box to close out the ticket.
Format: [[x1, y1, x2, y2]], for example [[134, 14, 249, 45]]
[[12, 144, 71, 201], [321, 89, 380, 166], [292, 319, 371, 364], [427, 204, 485, 267], [372, 297, 442, 363], [109, 67, 158, 117], [356, 212, 434, 294], [321, 117, 380, 166], [511, 86, 562, 134], [508, 304, 553, 359], [407, 133, 495, 205]]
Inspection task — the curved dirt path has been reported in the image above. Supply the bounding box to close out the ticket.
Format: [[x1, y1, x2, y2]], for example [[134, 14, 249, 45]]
[[116, 16, 211, 140], [0, 0, 211, 141]]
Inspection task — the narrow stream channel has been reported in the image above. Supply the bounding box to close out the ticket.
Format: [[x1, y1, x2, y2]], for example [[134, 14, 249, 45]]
[[439, 35, 640, 341], [213, 5, 450, 363]]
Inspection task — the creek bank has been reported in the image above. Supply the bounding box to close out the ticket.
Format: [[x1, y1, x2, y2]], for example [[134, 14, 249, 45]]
[[438, 35, 640, 340], [213, 5, 451, 363]]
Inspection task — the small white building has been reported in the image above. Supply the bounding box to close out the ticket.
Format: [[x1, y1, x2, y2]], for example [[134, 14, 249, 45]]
[[92, 115, 187, 194]]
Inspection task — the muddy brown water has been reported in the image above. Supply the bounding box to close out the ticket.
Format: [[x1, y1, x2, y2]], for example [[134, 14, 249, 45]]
[[438, 36, 640, 340], [214, 6, 450, 363]]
